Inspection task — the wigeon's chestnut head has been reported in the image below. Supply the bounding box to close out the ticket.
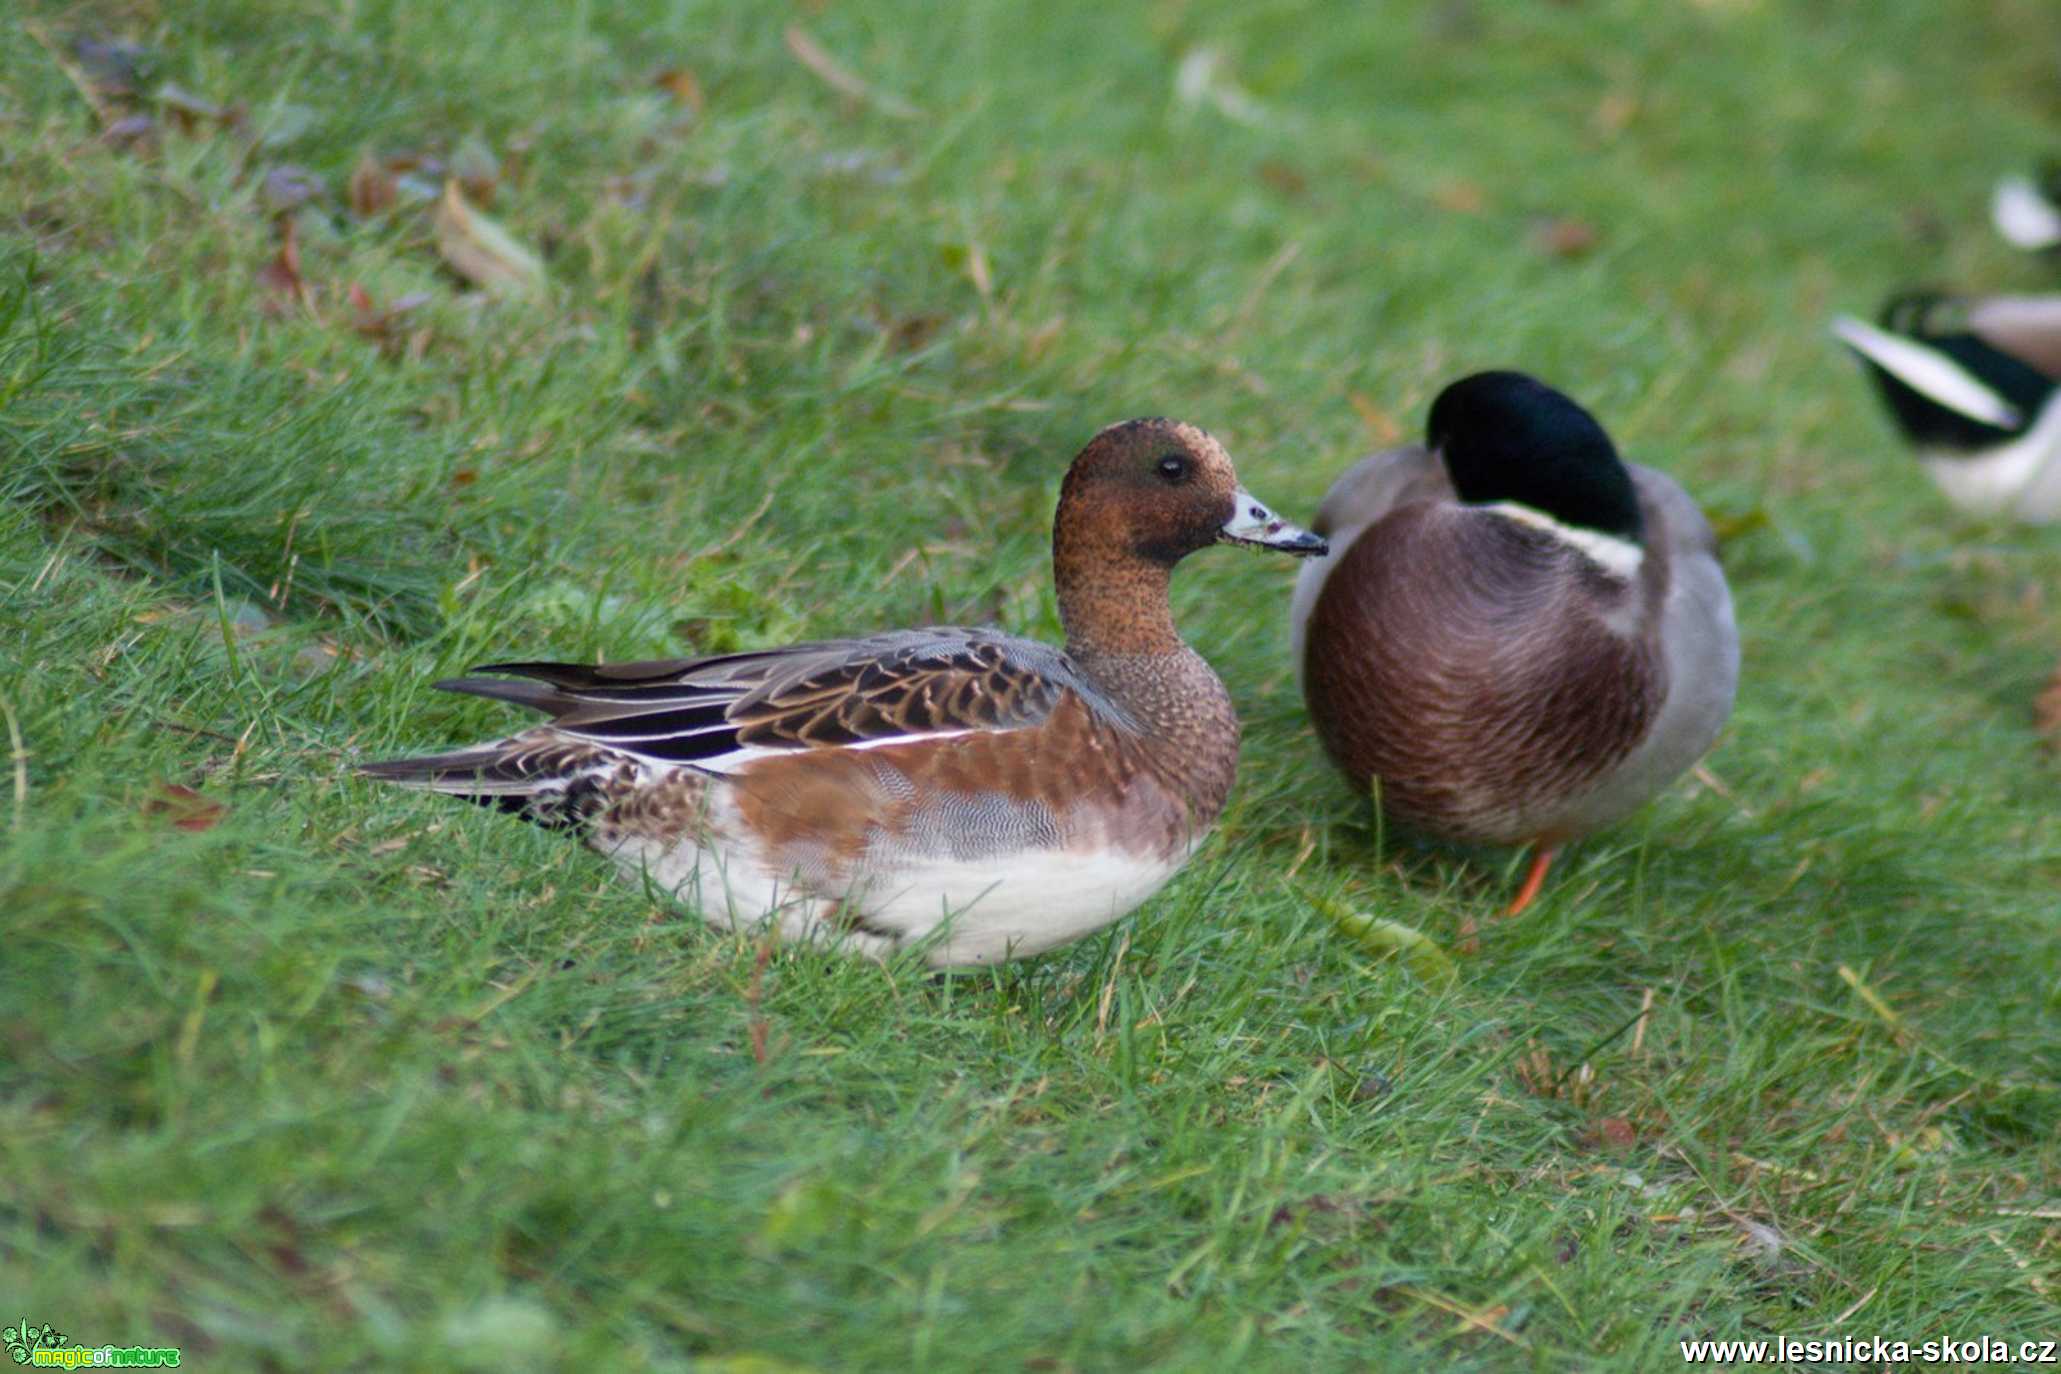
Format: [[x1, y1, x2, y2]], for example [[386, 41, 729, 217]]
[[364, 418, 1323, 967], [1289, 371, 1738, 919]]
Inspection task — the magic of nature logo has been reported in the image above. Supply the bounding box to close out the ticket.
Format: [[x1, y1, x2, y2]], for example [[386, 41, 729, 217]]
[[4, 1319, 181, 1368], [3, 1322, 67, 1366]]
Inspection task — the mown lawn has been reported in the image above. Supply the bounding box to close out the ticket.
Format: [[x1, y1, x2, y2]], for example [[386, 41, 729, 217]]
[[4, 1, 2059, 1368]]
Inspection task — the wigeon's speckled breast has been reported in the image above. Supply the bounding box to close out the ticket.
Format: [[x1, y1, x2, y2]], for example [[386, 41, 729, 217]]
[[1289, 372, 1738, 917], [364, 418, 1325, 966]]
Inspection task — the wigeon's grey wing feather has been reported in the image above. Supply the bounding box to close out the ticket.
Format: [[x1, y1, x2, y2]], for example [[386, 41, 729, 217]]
[[365, 628, 1079, 785]]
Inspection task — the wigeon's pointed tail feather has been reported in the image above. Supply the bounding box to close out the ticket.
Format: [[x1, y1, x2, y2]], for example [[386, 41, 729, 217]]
[[358, 744, 547, 793], [430, 674, 568, 713], [357, 738, 616, 831]]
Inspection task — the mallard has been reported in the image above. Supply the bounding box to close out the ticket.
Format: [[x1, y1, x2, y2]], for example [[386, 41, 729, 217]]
[[362, 419, 1326, 967], [1992, 164, 2061, 254], [1288, 371, 1740, 916], [1833, 292, 2061, 522]]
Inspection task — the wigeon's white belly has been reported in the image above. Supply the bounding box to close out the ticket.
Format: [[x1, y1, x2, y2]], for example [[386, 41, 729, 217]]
[[599, 786, 1190, 966], [848, 846, 1187, 965]]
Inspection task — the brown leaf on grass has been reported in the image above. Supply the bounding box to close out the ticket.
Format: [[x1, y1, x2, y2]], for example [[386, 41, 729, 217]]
[[102, 114, 158, 150], [262, 165, 327, 214], [347, 155, 398, 217], [784, 25, 921, 119], [432, 180, 544, 297], [1529, 215, 1600, 259], [1257, 160, 1308, 197], [145, 783, 227, 832], [1591, 91, 1637, 137], [156, 83, 244, 135], [1431, 178, 1486, 214], [23, 25, 144, 127], [71, 37, 155, 97], [1593, 1116, 1638, 1150], [345, 282, 431, 350], [2035, 660, 2061, 751], [258, 217, 314, 314], [653, 67, 705, 115]]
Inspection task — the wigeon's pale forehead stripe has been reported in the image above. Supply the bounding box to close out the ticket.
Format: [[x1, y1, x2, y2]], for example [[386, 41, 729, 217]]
[[1166, 420, 1225, 457], [1087, 417, 1228, 462]]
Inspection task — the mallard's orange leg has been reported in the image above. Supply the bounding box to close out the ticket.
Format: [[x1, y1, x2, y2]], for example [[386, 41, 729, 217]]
[[1504, 845, 1559, 918]]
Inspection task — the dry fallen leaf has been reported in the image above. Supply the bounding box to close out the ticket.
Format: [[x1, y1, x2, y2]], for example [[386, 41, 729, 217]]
[[345, 282, 432, 350], [653, 67, 705, 115], [145, 783, 227, 833], [257, 217, 313, 314], [70, 36, 154, 98], [347, 154, 398, 217], [1592, 91, 1638, 138], [262, 164, 326, 214], [1431, 178, 1487, 214], [2036, 660, 2061, 751], [1257, 160, 1308, 197], [784, 25, 921, 119], [102, 114, 157, 149], [433, 180, 544, 297], [1594, 1116, 1638, 1150], [157, 82, 242, 133], [1529, 215, 1600, 259]]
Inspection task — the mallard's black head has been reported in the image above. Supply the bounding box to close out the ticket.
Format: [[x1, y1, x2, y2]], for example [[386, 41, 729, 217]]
[[1427, 370, 1644, 544]]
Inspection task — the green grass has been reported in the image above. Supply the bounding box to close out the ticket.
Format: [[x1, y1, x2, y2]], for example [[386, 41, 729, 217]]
[[4, 0, 2060, 1367]]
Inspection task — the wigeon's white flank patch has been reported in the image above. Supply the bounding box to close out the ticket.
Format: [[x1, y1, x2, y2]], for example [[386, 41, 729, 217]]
[[854, 845, 1186, 965], [602, 782, 1187, 967], [601, 728, 991, 777], [1831, 315, 2025, 430], [1993, 175, 2061, 251], [1481, 501, 1644, 580], [1920, 394, 2061, 522]]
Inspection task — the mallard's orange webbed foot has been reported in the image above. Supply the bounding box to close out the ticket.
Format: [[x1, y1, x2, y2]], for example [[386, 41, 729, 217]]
[[1504, 845, 1559, 918]]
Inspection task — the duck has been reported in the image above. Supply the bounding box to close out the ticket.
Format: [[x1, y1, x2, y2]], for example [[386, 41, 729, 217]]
[[1832, 291, 2061, 522], [361, 418, 1327, 967], [1991, 164, 2061, 254], [1288, 371, 1739, 917]]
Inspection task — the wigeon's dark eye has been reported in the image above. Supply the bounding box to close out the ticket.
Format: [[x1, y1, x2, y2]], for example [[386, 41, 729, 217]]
[[1157, 453, 1191, 483]]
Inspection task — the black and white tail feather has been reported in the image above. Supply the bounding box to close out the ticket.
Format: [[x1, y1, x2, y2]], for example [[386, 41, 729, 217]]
[[1831, 293, 2061, 521], [1831, 296, 2049, 449]]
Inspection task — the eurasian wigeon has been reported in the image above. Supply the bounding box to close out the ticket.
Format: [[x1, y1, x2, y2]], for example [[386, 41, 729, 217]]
[[1288, 371, 1739, 916], [364, 418, 1326, 965]]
